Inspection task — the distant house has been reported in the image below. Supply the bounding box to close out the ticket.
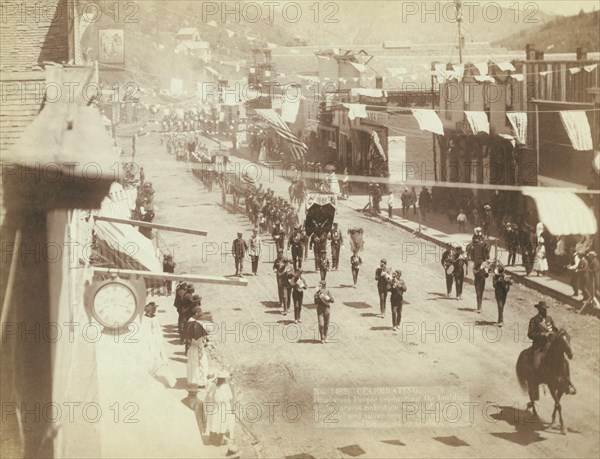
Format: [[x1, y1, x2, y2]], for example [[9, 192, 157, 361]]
[[176, 27, 200, 42], [175, 27, 211, 63], [175, 41, 211, 63]]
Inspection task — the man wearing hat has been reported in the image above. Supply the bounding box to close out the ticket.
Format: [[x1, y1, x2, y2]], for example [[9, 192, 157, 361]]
[[163, 254, 176, 295], [527, 301, 556, 372], [453, 244, 468, 301], [314, 281, 334, 343], [390, 270, 407, 331], [272, 250, 286, 308], [375, 259, 391, 318], [492, 264, 511, 327], [441, 244, 456, 297], [318, 248, 330, 281], [504, 223, 519, 267], [231, 232, 248, 277], [281, 257, 295, 315], [373, 184, 382, 214], [271, 219, 285, 252], [328, 222, 343, 271], [248, 228, 262, 276], [288, 226, 306, 271], [400, 187, 411, 219]]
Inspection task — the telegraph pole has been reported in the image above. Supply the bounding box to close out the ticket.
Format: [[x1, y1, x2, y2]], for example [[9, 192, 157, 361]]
[[456, 0, 464, 64]]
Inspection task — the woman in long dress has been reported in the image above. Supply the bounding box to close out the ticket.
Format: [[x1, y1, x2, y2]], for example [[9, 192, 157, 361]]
[[533, 237, 549, 276], [141, 302, 176, 388], [186, 306, 209, 392], [205, 370, 235, 445]]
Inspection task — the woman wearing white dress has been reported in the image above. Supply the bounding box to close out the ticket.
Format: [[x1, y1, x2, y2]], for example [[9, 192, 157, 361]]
[[185, 306, 210, 392], [533, 237, 549, 276], [205, 370, 235, 445], [141, 302, 176, 388]]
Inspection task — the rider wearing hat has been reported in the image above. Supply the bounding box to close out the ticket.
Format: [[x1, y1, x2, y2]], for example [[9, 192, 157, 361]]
[[527, 302, 556, 371]]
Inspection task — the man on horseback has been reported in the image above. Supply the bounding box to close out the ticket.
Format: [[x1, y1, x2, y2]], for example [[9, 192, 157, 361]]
[[527, 301, 576, 395], [527, 301, 556, 372]]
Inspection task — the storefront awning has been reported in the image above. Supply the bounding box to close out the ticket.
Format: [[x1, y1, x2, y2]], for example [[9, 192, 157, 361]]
[[412, 109, 444, 135], [522, 189, 597, 235], [93, 218, 162, 271], [559, 110, 593, 151], [464, 111, 490, 134]]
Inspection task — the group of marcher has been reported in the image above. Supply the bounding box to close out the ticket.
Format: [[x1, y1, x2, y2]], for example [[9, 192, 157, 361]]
[[440, 227, 513, 327]]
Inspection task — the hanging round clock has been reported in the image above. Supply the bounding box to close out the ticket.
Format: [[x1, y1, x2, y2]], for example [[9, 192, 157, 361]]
[[86, 276, 144, 331]]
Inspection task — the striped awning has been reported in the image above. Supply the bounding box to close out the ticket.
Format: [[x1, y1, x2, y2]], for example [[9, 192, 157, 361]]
[[522, 189, 597, 235]]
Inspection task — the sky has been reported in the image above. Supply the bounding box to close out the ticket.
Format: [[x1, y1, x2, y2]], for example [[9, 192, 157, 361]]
[[502, 1, 598, 16]]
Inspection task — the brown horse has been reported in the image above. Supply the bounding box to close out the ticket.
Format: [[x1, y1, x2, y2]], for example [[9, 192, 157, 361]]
[[516, 329, 576, 434]]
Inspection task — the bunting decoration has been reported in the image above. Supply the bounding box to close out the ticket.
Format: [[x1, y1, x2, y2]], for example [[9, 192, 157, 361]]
[[255, 109, 307, 161]]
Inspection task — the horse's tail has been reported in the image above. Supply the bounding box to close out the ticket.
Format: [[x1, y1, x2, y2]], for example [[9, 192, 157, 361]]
[[516, 350, 529, 393]]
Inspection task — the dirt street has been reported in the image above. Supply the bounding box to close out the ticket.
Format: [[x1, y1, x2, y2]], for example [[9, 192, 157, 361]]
[[140, 130, 599, 459]]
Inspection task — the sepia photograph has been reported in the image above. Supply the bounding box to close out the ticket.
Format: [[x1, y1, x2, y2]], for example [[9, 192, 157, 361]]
[[0, 1, 599, 458]]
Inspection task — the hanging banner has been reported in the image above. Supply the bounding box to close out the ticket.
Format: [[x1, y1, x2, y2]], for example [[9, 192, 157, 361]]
[[99, 28, 125, 64], [387, 136, 406, 184]]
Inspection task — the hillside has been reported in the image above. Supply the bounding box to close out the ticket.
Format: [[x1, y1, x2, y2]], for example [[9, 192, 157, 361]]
[[284, 1, 554, 45], [492, 10, 600, 52], [81, 1, 299, 91]]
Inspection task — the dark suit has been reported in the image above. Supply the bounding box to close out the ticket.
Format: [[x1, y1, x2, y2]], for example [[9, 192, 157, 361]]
[[288, 231, 305, 270], [232, 238, 248, 275], [375, 267, 390, 315], [527, 313, 556, 370], [441, 250, 455, 295], [390, 279, 407, 328], [314, 288, 334, 341]]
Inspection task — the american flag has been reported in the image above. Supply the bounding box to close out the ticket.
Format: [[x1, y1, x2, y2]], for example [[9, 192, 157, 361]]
[[255, 109, 307, 161], [369, 131, 386, 161]]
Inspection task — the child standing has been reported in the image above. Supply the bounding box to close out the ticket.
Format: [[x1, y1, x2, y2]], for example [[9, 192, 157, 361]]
[[350, 252, 362, 288]]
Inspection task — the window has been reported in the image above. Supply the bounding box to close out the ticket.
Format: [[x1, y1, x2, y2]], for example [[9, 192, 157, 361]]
[[463, 83, 471, 111]]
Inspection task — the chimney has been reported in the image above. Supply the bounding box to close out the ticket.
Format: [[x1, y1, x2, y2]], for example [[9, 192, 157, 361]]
[[264, 49, 272, 64], [525, 44, 535, 60], [375, 76, 383, 89], [576, 47, 588, 60]]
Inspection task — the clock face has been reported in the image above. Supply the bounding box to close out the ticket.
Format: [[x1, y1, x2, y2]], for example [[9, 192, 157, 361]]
[[93, 282, 138, 329]]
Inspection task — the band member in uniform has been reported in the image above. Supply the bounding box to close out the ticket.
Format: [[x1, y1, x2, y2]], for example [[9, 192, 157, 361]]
[[278, 257, 294, 315], [271, 220, 285, 252], [272, 250, 285, 308], [314, 281, 334, 343], [390, 270, 407, 331], [290, 269, 308, 323], [288, 226, 306, 270], [441, 244, 456, 297], [232, 232, 248, 277], [248, 229, 262, 276], [453, 244, 468, 300], [375, 259, 391, 318], [310, 233, 323, 271], [328, 223, 343, 270], [350, 252, 362, 288], [319, 249, 330, 281], [492, 264, 512, 327], [473, 261, 490, 313]]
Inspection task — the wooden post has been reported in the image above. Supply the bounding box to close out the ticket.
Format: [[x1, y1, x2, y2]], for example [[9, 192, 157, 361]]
[[91, 267, 249, 286], [93, 215, 208, 236]]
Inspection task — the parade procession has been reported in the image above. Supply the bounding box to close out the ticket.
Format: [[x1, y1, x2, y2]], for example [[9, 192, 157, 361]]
[[1, 1, 600, 459]]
